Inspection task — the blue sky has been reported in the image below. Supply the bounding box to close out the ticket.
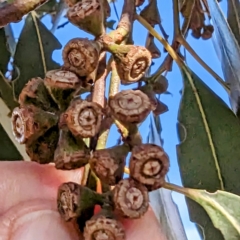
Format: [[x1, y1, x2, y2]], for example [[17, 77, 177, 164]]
[[10, 0, 230, 239]]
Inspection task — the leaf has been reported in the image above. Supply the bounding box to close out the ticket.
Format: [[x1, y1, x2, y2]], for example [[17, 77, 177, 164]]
[[171, 184, 240, 240], [36, 0, 57, 14], [227, 0, 240, 46], [0, 28, 10, 74], [106, 19, 116, 30], [0, 28, 18, 112], [177, 65, 240, 239], [147, 114, 187, 240], [207, 0, 240, 116], [0, 71, 18, 111], [13, 12, 61, 98], [0, 123, 22, 160]]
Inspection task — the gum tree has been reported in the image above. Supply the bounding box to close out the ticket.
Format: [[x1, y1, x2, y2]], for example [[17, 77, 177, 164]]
[[1, 0, 240, 239]]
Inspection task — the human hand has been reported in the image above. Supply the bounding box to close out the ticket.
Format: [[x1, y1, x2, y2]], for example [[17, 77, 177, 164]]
[[0, 161, 166, 240]]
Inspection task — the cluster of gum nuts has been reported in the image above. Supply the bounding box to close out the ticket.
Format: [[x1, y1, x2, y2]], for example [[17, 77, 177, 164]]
[[10, 0, 170, 239]]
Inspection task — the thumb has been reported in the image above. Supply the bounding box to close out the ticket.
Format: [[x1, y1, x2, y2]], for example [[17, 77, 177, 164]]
[[0, 161, 84, 240]]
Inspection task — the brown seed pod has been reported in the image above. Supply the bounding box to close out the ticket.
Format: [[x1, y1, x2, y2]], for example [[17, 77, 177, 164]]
[[25, 126, 59, 164], [18, 77, 58, 111], [89, 145, 129, 185], [54, 129, 90, 170], [67, 0, 105, 37], [108, 89, 152, 124], [129, 144, 170, 191], [202, 24, 214, 40], [57, 182, 105, 221], [11, 105, 59, 144], [84, 212, 125, 240], [113, 178, 149, 219], [191, 27, 202, 39], [152, 75, 169, 94], [62, 38, 101, 77], [65, 98, 103, 138], [113, 45, 152, 84], [138, 85, 160, 112], [44, 69, 82, 111]]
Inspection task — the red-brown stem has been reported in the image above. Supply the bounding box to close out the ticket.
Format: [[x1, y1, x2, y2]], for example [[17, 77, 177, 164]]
[[108, 0, 135, 43], [92, 51, 107, 108]]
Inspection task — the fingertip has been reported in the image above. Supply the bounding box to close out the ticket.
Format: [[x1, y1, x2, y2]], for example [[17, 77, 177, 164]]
[[121, 208, 167, 240]]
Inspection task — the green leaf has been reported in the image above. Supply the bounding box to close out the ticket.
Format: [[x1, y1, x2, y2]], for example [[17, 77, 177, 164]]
[[0, 28, 18, 112], [227, 0, 240, 46], [0, 71, 19, 111], [167, 183, 240, 240], [208, 0, 240, 116], [0, 124, 23, 160], [177, 65, 240, 239], [0, 28, 10, 74], [191, 190, 240, 240], [36, 0, 57, 14], [13, 12, 61, 98]]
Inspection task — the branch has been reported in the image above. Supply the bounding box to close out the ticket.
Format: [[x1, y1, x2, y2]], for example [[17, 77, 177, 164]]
[[0, 0, 49, 27]]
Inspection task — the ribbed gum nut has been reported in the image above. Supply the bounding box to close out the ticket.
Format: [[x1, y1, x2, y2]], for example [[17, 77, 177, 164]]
[[140, 0, 161, 26], [11, 105, 59, 144], [67, 0, 105, 37], [65, 98, 103, 138], [202, 25, 214, 40], [113, 178, 149, 219], [146, 34, 161, 59], [109, 90, 151, 124], [89, 145, 128, 185], [152, 75, 168, 94], [62, 38, 101, 77], [129, 144, 170, 191], [44, 69, 81, 110], [114, 45, 152, 84], [25, 126, 59, 164], [54, 129, 90, 170], [57, 182, 101, 221], [18, 77, 58, 111], [84, 215, 125, 240]]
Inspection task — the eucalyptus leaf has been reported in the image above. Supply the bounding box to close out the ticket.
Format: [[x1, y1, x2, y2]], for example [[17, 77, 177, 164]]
[[171, 185, 240, 240], [208, 0, 240, 116], [227, 0, 240, 46], [0, 71, 18, 111], [177, 65, 240, 239], [0, 123, 22, 160], [13, 12, 61, 98], [0, 28, 10, 74]]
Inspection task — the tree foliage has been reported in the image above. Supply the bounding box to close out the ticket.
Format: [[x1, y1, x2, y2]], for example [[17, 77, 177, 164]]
[[0, 0, 240, 239]]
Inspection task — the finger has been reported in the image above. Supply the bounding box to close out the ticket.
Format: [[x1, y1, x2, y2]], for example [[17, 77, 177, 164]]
[[122, 208, 167, 240], [0, 161, 83, 215], [0, 199, 83, 240]]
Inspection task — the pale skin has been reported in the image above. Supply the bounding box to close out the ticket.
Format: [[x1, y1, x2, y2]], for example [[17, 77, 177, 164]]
[[0, 161, 167, 240]]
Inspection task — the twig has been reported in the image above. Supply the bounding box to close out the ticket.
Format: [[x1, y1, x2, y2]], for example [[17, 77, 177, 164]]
[[136, 13, 230, 93]]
